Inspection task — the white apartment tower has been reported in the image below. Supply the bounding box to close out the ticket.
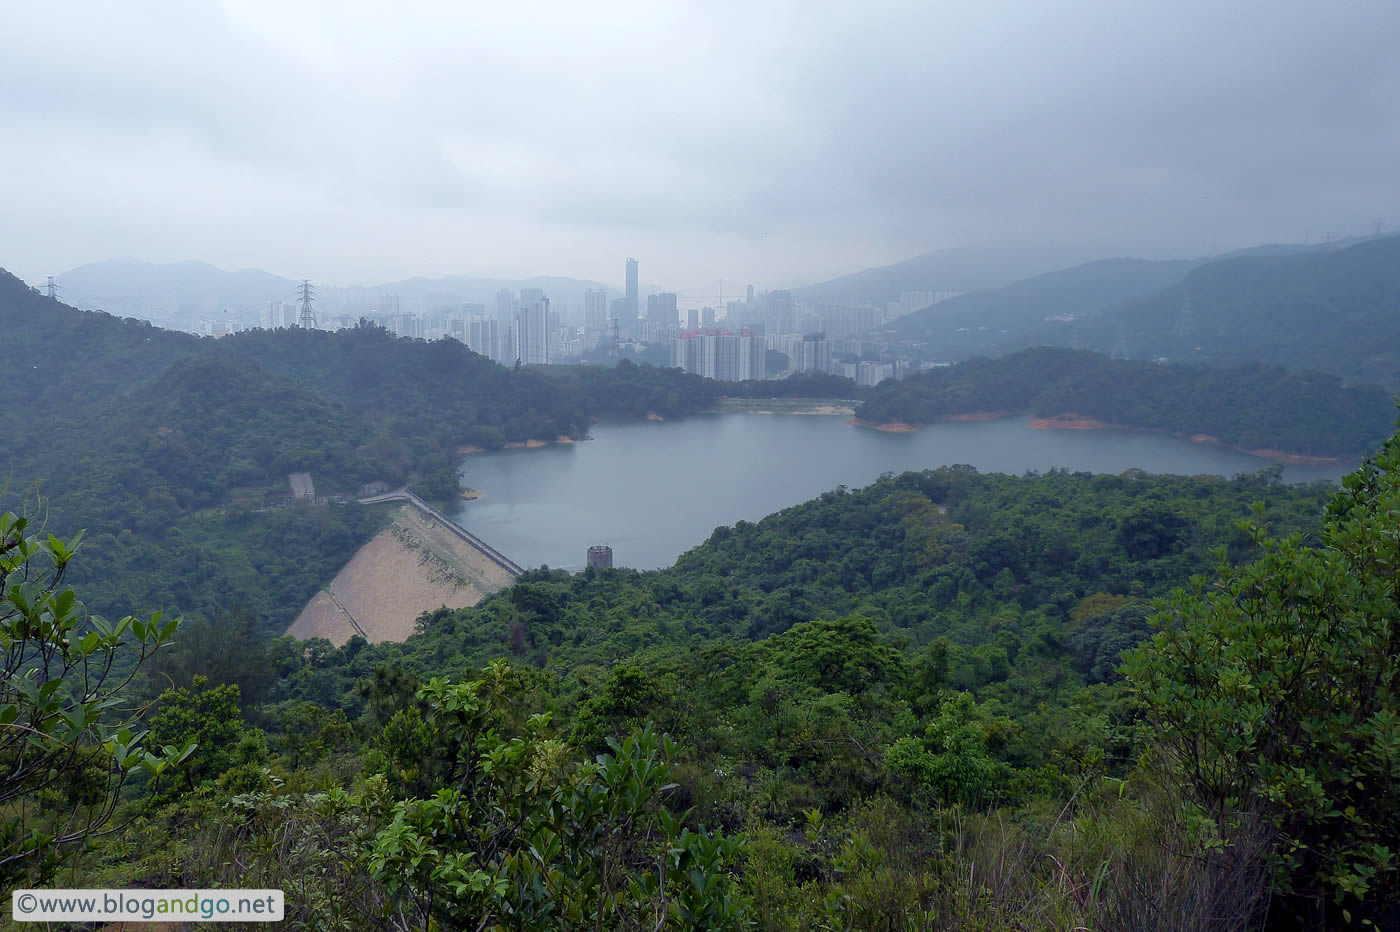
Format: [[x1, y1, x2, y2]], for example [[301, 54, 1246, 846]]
[[515, 295, 551, 366], [584, 289, 608, 332], [671, 332, 766, 382]]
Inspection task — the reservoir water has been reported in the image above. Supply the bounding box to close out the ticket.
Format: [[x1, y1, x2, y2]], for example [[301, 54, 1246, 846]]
[[454, 412, 1351, 572]]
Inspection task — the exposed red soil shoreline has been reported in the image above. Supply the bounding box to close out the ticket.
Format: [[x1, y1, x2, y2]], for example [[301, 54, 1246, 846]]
[[459, 434, 590, 455], [945, 410, 1010, 422], [1025, 413, 1347, 464], [855, 411, 1350, 465], [845, 418, 919, 432], [1026, 414, 1112, 431], [846, 410, 1007, 432]]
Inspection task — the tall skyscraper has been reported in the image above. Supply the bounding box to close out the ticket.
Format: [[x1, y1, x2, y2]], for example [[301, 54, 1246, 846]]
[[767, 290, 795, 334], [584, 289, 608, 332], [466, 316, 499, 361], [625, 258, 638, 323], [614, 270, 638, 338], [495, 289, 515, 324], [515, 295, 550, 365], [738, 333, 766, 381], [648, 292, 677, 325]]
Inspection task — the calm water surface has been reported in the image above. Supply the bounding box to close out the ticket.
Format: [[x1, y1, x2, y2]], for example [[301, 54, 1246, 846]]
[[454, 413, 1349, 571]]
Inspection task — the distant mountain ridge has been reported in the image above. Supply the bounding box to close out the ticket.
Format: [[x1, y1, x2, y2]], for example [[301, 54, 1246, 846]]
[[793, 243, 1102, 305], [808, 234, 1382, 311], [56, 258, 300, 327], [892, 256, 1203, 354], [889, 234, 1400, 387], [1016, 235, 1400, 387], [53, 258, 616, 328]]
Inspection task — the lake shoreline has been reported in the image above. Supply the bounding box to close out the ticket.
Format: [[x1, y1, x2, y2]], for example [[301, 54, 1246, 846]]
[[714, 397, 858, 416], [460, 409, 1356, 467], [1025, 414, 1347, 465], [459, 434, 590, 456], [846, 410, 1008, 431], [852, 410, 1350, 464]]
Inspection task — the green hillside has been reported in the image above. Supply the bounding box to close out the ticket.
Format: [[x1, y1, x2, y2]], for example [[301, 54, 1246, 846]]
[[8, 256, 1400, 925], [22, 445, 1396, 926], [856, 348, 1395, 457], [892, 256, 1198, 354], [793, 242, 1098, 305], [1060, 234, 1400, 385], [0, 269, 716, 630]]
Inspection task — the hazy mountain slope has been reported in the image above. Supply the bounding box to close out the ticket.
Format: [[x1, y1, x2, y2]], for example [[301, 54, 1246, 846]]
[[56, 258, 301, 321], [54, 259, 616, 325], [0, 267, 201, 408], [1040, 235, 1400, 386], [361, 273, 615, 308], [892, 257, 1200, 355], [793, 243, 1100, 305]]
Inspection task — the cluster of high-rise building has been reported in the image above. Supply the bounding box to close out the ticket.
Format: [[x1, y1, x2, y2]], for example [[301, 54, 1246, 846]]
[[767, 332, 832, 375], [670, 330, 767, 382], [239, 257, 933, 386]]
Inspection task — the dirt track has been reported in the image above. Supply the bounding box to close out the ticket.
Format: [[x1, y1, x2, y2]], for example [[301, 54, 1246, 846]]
[[287, 504, 513, 645]]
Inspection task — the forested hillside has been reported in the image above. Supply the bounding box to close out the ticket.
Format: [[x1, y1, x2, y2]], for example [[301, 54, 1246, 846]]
[[14, 444, 1397, 927], [0, 270, 717, 630], [272, 464, 1333, 699], [1065, 234, 1400, 385], [793, 242, 1097, 304], [892, 256, 1199, 354], [857, 348, 1394, 457], [911, 236, 1400, 385], [8, 261, 1400, 927]]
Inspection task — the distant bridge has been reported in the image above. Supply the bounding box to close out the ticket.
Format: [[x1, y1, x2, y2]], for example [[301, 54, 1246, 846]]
[[357, 488, 525, 577]]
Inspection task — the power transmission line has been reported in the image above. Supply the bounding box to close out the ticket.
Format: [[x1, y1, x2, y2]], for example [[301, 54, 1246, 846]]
[[298, 280, 317, 329]]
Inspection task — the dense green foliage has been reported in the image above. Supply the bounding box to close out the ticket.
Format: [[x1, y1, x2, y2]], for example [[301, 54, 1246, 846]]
[[87, 465, 1333, 925], [1124, 437, 1400, 925], [13, 260, 1400, 927], [0, 513, 191, 885], [29, 433, 1400, 927], [263, 465, 1330, 695], [724, 370, 862, 399], [857, 347, 1394, 456]]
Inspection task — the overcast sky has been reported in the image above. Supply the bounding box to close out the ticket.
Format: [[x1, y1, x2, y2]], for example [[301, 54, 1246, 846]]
[[3, 0, 1398, 291]]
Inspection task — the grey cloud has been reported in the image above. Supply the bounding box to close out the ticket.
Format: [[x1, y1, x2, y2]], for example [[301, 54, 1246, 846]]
[[2, 0, 1398, 286]]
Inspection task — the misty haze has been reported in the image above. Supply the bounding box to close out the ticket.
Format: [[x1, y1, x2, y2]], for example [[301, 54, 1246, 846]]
[[3, 2, 1399, 929]]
